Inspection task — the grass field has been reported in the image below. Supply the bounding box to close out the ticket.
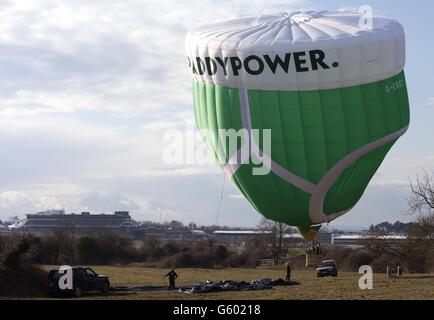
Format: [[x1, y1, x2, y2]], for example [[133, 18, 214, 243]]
[[40, 265, 434, 300]]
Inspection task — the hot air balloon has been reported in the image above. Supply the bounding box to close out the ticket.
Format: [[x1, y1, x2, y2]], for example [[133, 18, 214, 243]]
[[185, 11, 409, 239]]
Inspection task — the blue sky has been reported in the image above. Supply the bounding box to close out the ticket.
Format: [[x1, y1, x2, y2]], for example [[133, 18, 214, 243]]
[[0, 0, 433, 229]]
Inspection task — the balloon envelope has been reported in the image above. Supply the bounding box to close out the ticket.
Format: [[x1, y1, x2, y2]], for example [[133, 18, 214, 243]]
[[185, 11, 409, 238]]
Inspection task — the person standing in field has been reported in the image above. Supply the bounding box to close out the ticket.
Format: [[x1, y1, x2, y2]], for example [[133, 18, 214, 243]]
[[164, 269, 178, 290], [285, 263, 291, 282]]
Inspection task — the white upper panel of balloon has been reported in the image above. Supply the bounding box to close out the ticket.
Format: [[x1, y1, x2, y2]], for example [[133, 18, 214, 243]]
[[185, 10, 405, 90]]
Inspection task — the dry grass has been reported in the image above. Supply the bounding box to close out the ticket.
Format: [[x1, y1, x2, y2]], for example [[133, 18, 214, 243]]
[[37, 265, 434, 300]]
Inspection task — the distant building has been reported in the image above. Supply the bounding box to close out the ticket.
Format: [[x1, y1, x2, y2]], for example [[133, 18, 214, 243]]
[[211, 230, 333, 245], [6, 210, 407, 247], [32, 209, 65, 216], [212, 230, 272, 244], [315, 232, 333, 244], [134, 227, 206, 240], [332, 234, 408, 246], [20, 211, 138, 234]]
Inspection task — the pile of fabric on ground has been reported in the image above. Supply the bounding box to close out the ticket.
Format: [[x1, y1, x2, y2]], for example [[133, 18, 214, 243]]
[[110, 278, 300, 293], [179, 278, 300, 294]]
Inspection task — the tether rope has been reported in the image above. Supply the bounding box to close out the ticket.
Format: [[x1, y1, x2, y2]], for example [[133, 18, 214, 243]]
[[215, 173, 226, 226]]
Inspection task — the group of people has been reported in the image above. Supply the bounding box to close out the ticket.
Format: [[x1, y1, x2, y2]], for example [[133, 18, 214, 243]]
[[306, 243, 322, 255]]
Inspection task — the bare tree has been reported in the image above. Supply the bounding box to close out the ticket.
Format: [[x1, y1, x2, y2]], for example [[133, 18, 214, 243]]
[[363, 172, 434, 272], [408, 170, 434, 216], [258, 218, 293, 264]]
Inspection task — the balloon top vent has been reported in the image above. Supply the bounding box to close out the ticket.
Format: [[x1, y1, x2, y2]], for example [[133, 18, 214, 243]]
[[290, 13, 312, 24]]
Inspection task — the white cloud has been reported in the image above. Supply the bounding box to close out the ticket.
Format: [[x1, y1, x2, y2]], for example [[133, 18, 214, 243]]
[[369, 179, 409, 188], [386, 155, 434, 171], [0, 0, 310, 118], [0, 191, 62, 215], [426, 97, 434, 106]]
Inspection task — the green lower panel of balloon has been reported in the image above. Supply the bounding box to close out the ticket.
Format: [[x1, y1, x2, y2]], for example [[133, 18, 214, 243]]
[[192, 71, 410, 227]]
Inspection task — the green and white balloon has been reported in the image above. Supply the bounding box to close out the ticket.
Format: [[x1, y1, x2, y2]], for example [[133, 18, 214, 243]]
[[185, 11, 409, 239]]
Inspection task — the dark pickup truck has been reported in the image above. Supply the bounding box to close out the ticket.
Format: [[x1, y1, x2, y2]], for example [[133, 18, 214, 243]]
[[48, 267, 110, 297], [315, 260, 338, 277]]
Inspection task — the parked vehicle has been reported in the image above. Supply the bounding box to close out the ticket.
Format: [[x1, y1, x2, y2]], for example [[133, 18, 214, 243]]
[[48, 267, 110, 297], [315, 260, 338, 277]]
